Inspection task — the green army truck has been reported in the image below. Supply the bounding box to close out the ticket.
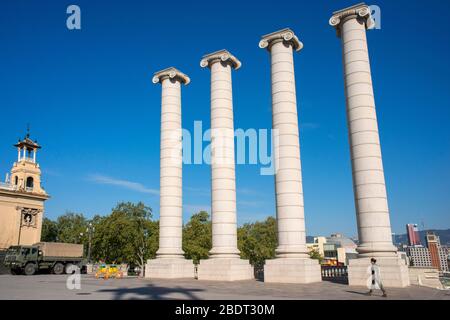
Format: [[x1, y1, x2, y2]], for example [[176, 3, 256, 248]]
[[3, 242, 86, 275]]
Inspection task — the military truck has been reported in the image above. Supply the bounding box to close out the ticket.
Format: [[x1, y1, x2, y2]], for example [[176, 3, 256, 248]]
[[3, 242, 86, 275]]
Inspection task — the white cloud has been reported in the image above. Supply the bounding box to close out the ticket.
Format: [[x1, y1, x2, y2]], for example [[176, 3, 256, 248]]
[[87, 174, 159, 195]]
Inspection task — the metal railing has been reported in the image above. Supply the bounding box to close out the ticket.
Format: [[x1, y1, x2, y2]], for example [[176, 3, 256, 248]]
[[254, 266, 264, 281], [321, 265, 349, 284]]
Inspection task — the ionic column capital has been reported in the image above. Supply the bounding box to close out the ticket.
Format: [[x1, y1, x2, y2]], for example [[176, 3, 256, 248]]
[[152, 67, 190, 85], [329, 2, 375, 37], [200, 49, 241, 70], [259, 28, 303, 52]]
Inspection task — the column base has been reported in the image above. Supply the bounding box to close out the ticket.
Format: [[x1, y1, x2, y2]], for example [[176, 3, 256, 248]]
[[197, 258, 254, 281], [144, 258, 195, 279], [264, 258, 322, 284], [348, 257, 410, 288]]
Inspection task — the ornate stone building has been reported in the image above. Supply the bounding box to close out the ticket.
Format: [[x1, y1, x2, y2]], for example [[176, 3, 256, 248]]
[[0, 133, 49, 250]]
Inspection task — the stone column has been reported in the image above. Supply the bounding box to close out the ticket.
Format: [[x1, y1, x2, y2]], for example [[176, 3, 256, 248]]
[[259, 29, 321, 284], [330, 3, 409, 287], [197, 50, 253, 281], [145, 67, 195, 279]]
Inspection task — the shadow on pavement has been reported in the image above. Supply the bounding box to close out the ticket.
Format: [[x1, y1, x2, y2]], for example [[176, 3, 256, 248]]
[[97, 284, 204, 300], [345, 290, 371, 296]]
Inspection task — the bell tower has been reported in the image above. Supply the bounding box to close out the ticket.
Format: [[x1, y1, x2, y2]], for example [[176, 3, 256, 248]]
[[0, 130, 49, 250], [10, 130, 46, 195]]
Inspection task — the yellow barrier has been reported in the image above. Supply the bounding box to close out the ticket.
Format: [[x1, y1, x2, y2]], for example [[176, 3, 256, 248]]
[[94, 264, 124, 279]]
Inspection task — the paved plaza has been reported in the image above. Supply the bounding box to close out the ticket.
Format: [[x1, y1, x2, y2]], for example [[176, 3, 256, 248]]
[[0, 274, 448, 300]]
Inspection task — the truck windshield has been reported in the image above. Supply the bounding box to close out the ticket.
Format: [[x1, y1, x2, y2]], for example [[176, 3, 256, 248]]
[[7, 247, 19, 254], [21, 248, 31, 255]]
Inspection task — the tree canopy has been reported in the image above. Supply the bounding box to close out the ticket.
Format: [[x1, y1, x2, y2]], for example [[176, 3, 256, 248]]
[[42, 204, 314, 269], [182, 211, 212, 264], [91, 202, 158, 270], [237, 216, 277, 267], [41, 217, 58, 242]]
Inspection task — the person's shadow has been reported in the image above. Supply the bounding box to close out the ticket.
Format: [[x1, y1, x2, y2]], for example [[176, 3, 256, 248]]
[[97, 284, 204, 300], [345, 290, 371, 296]]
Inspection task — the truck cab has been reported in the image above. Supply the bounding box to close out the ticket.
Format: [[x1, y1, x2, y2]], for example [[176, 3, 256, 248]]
[[4, 245, 40, 275]]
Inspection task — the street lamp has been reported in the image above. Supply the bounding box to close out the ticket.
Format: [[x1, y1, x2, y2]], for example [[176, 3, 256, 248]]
[[86, 222, 95, 263]]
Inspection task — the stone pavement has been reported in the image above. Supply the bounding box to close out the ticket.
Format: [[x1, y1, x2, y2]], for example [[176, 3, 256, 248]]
[[0, 274, 448, 300]]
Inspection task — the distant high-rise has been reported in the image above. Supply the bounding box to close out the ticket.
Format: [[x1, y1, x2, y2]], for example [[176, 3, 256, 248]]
[[406, 224, 421, 246], [406, 232, 449, 272], [426, 233, 442, 270]]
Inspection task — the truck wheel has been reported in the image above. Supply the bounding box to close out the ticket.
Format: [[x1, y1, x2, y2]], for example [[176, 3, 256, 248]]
[[53, 262, 65, 275], [24, 263, 36, 276]]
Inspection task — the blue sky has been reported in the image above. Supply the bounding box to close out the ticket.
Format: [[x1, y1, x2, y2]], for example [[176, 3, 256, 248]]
[[1, 0, 449, 237]]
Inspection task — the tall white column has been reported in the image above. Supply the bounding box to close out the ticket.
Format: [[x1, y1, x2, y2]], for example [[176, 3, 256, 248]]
[[17, 147, 21, 162], [204, 51, 239, 258], [259, 29, 321, 284], [330, 3, 409, 287], [145, 67, 195, 279], [197, 50, 253, 281], [156, 72, 184, 259]]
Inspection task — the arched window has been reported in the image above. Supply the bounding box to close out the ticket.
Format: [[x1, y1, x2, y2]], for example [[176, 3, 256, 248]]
[[26, 177, 34, 189], [14, 176, 18, 185]]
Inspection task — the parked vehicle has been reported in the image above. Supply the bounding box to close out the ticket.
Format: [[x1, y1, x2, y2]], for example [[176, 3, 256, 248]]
[[3, 242, 85, 275]]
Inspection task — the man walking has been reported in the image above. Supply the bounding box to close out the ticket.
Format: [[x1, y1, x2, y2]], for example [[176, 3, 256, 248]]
[[368, 258, 387, 297]]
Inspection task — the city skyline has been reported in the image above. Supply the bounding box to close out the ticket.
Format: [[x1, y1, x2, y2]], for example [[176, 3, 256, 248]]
[[1, 0, 449, 237]]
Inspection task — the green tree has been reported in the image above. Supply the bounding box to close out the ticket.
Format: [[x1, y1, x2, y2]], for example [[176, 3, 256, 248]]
[[182, 211, 212, 264], [308, 248, 323, 264], [238, 216, 277, 267], [55, 212, 88, 244], [40, 217, 58, 242], [90, 202, 158, 274]]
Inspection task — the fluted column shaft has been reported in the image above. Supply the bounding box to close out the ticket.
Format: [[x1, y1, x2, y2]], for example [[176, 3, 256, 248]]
[[158, 77, 183, 258], [209, 60, 239, 258], [337, 14, 397, 257], [269, 40, 308, 258]]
